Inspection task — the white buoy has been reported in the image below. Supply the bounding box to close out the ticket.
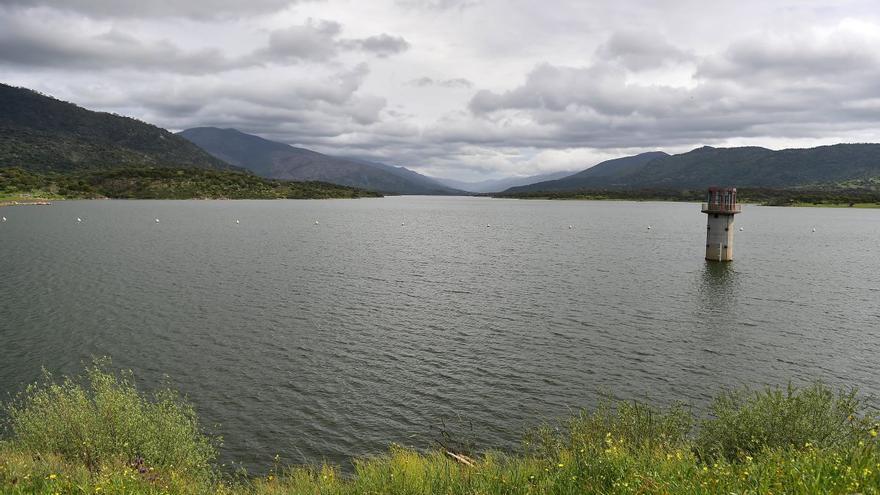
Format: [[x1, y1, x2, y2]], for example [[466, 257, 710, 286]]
[[235, 219, 240, 224], [77, 217, 82, 223], [739, 227, 743, 231], [568, 225, 573, 229], [812, 227, 816, 233], [2, 216, 6, 222], [155, 218, 160, 223], [486, 224, 491, 228], [314, 220, 319, 225], [647, 225, 652, 230], [401, 222, 405, 226]]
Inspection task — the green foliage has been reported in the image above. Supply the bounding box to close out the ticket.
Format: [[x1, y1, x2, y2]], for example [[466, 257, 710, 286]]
[[0, 166, 381, 200], [696, 382, 875, 462], [2, 359, 218, 479]]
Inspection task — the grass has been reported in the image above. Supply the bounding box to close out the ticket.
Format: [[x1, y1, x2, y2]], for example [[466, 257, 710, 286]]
[[1, 362, 879, 494]]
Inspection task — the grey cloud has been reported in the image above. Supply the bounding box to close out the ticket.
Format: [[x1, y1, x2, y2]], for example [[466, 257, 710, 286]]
[[0, 0, 298, 18], [0, 12, 410, 74], [407, 76, 435, 87], [262, 20, 343, 62], [596, 30, 692, 70], [396, 0, 479, 11], [698, 32, 878, 79], [407, 77, 473, 88], [0, 20, 241, 74], [64, 61, 379, 126], [249, 22, 411, 63], [438, 78, 473, 88], [349, 34, 410, 57], [463, 32, 880, 151]]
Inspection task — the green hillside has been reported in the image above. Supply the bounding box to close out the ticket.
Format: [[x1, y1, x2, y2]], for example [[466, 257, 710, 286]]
[[505, 144, 880, 194], [0, 167, 381, 200], [0, 84, 232, 172]]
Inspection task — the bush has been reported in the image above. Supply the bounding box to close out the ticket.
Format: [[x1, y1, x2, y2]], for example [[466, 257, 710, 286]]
[[2, 359, 218, 478], [696, 382, 875, 462]]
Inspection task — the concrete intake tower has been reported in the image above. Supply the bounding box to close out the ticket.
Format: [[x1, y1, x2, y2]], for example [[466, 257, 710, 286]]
[[702, 187, 741, 261]]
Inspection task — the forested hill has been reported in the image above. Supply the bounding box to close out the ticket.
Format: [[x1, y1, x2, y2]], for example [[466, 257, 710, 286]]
[[504, 144, 880, 193], [0, 84, 233, 172]]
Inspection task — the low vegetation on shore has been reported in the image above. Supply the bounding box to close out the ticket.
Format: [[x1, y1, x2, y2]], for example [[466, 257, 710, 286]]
[[1, 361, 879, 494], [0, 167, 382, 201]]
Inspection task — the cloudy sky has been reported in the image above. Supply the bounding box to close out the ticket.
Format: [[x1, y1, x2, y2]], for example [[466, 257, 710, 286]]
[[3, 0, 880, 180]]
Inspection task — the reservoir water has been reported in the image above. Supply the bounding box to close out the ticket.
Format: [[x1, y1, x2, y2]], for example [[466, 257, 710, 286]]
[[1, 197, 879, 471]]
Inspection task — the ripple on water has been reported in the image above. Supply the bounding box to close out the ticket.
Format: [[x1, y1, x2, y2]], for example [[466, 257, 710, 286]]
[[1, 198, 879, 472]]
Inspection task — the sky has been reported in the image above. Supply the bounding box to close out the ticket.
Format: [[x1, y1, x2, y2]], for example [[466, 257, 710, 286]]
[[3, 0, 880, 180]]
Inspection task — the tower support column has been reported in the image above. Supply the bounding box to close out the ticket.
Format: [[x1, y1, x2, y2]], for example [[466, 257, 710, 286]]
[[701, 187, 741, 262]]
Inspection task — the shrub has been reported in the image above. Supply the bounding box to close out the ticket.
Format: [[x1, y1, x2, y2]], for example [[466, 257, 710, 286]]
[[2, 359, 218, 478], [695, 382, 875, 462]]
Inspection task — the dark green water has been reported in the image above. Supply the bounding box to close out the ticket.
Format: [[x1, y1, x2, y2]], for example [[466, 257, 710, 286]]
[[1, 197, 878, 471]]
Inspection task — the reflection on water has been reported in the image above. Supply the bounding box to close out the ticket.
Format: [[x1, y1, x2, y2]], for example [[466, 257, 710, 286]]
[[698, 261, 739, 315]]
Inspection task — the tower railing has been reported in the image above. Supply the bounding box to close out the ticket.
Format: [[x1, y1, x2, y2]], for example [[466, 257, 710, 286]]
[[701, 203, 742, 214]]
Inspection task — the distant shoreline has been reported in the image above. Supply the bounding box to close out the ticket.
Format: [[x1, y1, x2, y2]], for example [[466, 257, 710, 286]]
[[496, 196, 880, 208], [0, 198, 58, 208]]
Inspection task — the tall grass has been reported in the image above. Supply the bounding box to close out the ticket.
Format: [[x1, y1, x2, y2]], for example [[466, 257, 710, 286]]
[[1, 362, 878, 494]]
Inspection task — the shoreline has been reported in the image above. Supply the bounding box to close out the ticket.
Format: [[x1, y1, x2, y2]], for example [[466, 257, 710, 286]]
[[492, 196, 880, 208], [0, 199, 57, 208]]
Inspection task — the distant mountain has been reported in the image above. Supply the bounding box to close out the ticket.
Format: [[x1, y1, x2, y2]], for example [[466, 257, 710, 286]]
[[631, 144, 880, 188], [504, 152, 668, 193], [433, 170, 577, 193], [503, 145, 880, 193], [0, 84, 232, 172], [179, 127, 463, 195]]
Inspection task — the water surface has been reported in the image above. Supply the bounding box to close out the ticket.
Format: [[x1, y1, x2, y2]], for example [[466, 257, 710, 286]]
[[1, 197, 878, 470]]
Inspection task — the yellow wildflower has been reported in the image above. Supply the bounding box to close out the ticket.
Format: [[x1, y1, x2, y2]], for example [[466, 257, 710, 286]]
[[871, 429, 878, 438], [557, 463, 564, 468], [49, 474, 57, 480]]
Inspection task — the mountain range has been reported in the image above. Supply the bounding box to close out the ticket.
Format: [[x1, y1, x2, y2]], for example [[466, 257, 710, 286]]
[[3, 82, 880, 197], [503, 146, 880, 194], [178, 127, 462, 195]]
